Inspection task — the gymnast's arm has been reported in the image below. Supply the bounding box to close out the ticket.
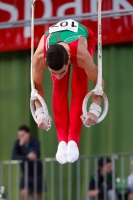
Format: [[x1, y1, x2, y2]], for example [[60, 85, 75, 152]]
[[32, 35, 47, 109], [77, 38, 104, 126], [32, 36, 51, 130], [77, 38, 104, 106]]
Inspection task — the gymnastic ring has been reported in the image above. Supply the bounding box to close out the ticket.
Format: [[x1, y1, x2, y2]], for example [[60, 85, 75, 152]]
[[81, 90, 109, 127], [30, 93, 51, 129]]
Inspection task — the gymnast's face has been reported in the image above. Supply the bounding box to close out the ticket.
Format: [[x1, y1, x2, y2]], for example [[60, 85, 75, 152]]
[[49, 64, 69, 80]]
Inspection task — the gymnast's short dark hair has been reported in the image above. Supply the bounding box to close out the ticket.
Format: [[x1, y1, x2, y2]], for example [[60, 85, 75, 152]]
[[46, 44, 69, 71], [18, 125, 30, 134]]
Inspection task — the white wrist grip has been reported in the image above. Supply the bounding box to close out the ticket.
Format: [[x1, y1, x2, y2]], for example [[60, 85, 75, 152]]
[[89, 103, 102, 113], [89, 110, 100, 118], [35, 107, 44, 117]]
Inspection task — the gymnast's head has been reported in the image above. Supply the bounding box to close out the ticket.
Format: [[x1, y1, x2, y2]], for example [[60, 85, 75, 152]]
[[46, 44, 69, 79]]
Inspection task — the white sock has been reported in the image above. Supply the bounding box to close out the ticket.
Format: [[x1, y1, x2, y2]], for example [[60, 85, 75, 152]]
[[56, 141, 67, 164], [67, 140, 79, 163]]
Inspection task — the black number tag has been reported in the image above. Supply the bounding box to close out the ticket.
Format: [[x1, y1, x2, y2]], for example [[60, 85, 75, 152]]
[[49, 19, 78, 33]]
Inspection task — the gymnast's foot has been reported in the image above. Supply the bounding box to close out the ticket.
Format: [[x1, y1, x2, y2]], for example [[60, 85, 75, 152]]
[[67, 140, 79, 163], [56, 141, 67, 164]]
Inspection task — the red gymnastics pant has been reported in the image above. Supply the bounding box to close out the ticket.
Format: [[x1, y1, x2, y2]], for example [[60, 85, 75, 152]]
[[51, 33, 96, 146]]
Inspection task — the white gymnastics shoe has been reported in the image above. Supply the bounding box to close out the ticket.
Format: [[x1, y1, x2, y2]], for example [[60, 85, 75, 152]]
[[56, 141, 67, 164], [67, 140, 79, 163]]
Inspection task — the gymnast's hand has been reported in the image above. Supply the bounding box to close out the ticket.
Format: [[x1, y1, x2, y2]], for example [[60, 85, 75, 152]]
[[84, 112, 98, 127], [37, 115, 52, 131]]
